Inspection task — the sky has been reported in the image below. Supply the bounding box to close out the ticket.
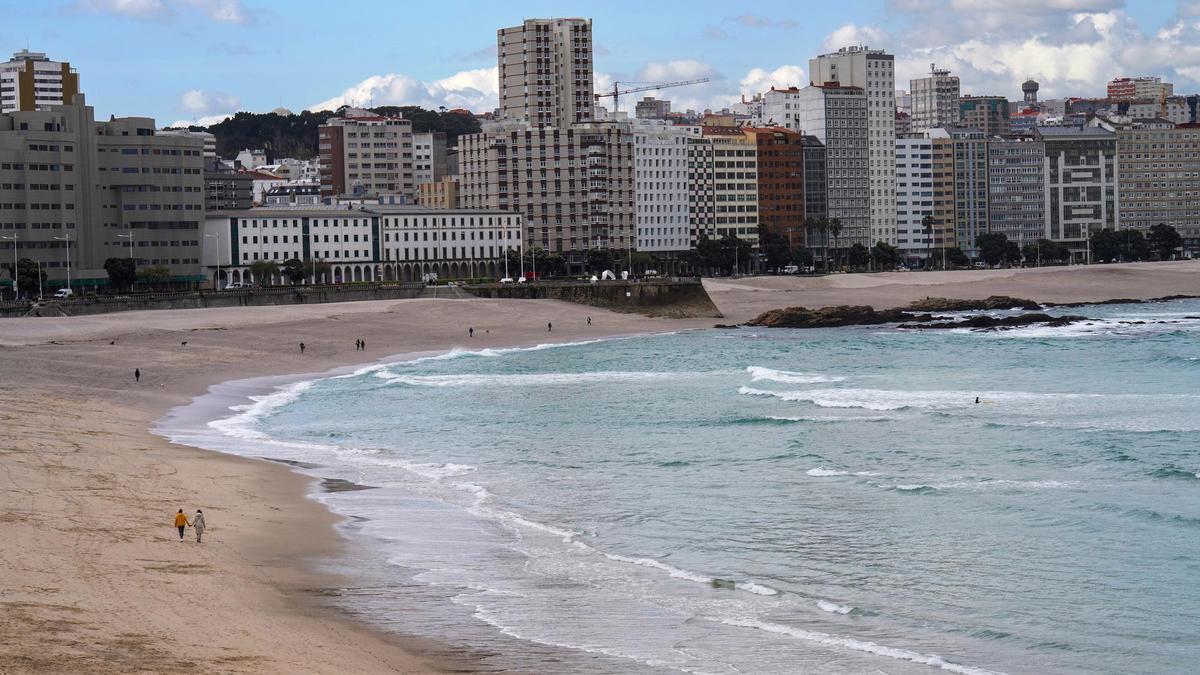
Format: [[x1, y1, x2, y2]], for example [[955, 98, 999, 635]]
[[4, 0, 1199, 127]]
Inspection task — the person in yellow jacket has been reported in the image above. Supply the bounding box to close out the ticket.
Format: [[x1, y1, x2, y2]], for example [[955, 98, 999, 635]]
[[174, 509, 191, 541]]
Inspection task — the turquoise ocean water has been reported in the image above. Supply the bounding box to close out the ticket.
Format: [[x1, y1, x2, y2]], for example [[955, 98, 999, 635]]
[[171, 299, 1200, 674]]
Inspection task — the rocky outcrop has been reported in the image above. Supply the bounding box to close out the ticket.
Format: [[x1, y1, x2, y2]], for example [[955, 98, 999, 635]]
[[746, 305, 936, 328], [897, 313, 1088, 330], [906, 295, 1042, 312]]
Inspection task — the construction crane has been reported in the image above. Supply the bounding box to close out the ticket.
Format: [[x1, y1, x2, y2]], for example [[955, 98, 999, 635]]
[[593, 78, 710, 113]]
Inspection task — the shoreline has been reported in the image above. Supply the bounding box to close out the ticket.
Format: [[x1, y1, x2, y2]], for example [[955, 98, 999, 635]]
[[0, 297, 711, 673], [3, 262, 1200, 672]]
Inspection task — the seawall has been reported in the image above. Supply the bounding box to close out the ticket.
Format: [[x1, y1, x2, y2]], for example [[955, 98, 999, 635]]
[[462, 279, 723, 318]]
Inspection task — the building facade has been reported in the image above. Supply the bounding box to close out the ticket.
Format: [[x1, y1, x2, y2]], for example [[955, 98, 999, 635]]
[[745, 127, 805, 245], [0, 50, 80, 114], [203, 205, 521, 286], [791, 83, 870, 247], [1107, 77, 1173, 101], [1117, 122, 1200, 250], [318, 109, 414, 199], [959, 96, 1011, 137], [458, 120, 634, 265], [635, 97, 671, 119], [948, 128, 990, 256], [203, 158, 252, 211], [497, 18, 593, 128], [895, 136, 935, 261], [910, 64, 959, 133], [632, 119, 692, 253], [412, 131, 448, 187], [1036, 126, 1119, 257], [987, 136, 1045, 247], [809, 46, 897, 246], [0, 95, 205, 291], [418, 176, 459, 209]]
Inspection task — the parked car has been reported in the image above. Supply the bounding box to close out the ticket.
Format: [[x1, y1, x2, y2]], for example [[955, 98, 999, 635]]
[[781, 264, 800, 274], [223, 282, 251, 290], [499, 277, 515, 284], [53, 288, 74, 298]]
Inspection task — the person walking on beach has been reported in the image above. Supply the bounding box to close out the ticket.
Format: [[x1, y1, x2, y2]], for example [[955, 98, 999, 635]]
[[299, 342, 305, 354], [134, 368, 141, 383], [173, 509, 190, 541], [587, 316, 592, 325], [547, 321, 552, 332], [193, 509, 206, 543], [360, 338, 366, 351], [469, 327, 474, 338]]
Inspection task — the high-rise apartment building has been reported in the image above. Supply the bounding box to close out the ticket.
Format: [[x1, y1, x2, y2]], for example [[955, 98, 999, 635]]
[[744, 127, 806, 244], [809, 46, 897, 246], [959, 96, 1011, 136], [761, 87, 804, 131], [1107, 76, 1173, 101], [791, 83, 870, 247], [635, 97, 671, 120], [1117, 122, 1200, 247], [987, 137, 1045, 247], [0, 95, 205, 290], [801, 134, 827, 227], [895, 137, 935, 261], [318, 109, 414, 199], [412, 131, 448, 187], [910, 64, 960, 133], [160, 128, 216, 158], [203, 158, 253, 211], [1035, 126, 1119, 258], [944, 128, 990, 255], [458, 119, 634, 263], [695, 126, 759, 245], [0, 50, 80, 114], [497, 18, 593, 128], [631, 119, 693, 254]]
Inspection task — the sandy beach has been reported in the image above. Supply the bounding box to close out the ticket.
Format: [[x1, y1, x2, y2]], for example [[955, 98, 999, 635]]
[[2, 260, 1199, 673]]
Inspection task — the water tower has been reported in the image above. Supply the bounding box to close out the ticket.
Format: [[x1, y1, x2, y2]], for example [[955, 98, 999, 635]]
[[1022, 79, 1039, 104]]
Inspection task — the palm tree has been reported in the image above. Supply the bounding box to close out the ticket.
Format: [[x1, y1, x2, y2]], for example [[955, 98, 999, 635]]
[[828, 218, 843, 271], [921, 213, 935, 270]]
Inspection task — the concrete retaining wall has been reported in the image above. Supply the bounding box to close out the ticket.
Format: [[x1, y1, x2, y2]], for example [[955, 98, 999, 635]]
[[463, 279, 722, 318]]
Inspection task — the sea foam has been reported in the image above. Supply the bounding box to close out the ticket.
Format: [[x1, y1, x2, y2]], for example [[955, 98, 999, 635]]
[[745, 365, 844, 384]]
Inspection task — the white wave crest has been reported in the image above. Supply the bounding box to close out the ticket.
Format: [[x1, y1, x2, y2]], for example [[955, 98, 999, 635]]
[[376, 370, 692, 388], [806, 467, 876, 478], [738, 386, 1103, 412], [746, 366, 844, 384], [714, 617, 1004, 675], [817, 599, 854, 614], [207, 379, 316, 441], [735, 582, 780, 596]]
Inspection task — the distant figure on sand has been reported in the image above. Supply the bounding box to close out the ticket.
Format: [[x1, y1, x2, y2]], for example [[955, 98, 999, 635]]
[[547, 322, 552, 332], [193, 509, 206, 543], [134, 368, 140, 383], [361, 339, 366, 351], [469, 327, 474, 338], [173, 509, 190, 541], [587, 316, 592, 325], [299, 342, 305, 354]]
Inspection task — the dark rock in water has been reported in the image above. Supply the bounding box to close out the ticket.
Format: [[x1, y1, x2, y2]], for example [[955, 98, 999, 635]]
[[321, 478, 376, 492], [712, 323, 741, 329], [710, 578, 737, 590], [746, 305, 922, 328], [898, 313, 1088, 330], [906, 295, 1042, 312]]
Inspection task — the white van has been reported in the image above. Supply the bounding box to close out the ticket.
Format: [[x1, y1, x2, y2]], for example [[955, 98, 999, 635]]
[[53, 288, 74, 298]]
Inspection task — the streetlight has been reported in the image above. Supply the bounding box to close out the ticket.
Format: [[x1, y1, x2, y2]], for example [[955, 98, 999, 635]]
[[204, 232, 221, 290], [0, 234, 16, 300], [52, 234, 72, 292], [116, 231, 134, 260]]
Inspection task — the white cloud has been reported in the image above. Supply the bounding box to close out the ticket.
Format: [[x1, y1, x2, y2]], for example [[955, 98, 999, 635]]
[[740, 65, 807, 93], [73, 0, 250, 24], [310, 67, 499, 113], [179, 89, 240, 115], [828, 3, 1200, 99], [822, 23, 888, 52]]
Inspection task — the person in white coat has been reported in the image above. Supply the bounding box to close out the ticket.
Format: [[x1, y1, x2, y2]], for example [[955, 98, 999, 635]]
[[193, 509, 206, 543]]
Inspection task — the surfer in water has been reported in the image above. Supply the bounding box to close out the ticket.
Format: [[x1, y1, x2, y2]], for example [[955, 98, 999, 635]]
[[975, 396, 980, 404]]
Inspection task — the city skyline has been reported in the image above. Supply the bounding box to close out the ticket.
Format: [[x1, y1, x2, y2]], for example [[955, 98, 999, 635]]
[[4, 0, 1198, 127]]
